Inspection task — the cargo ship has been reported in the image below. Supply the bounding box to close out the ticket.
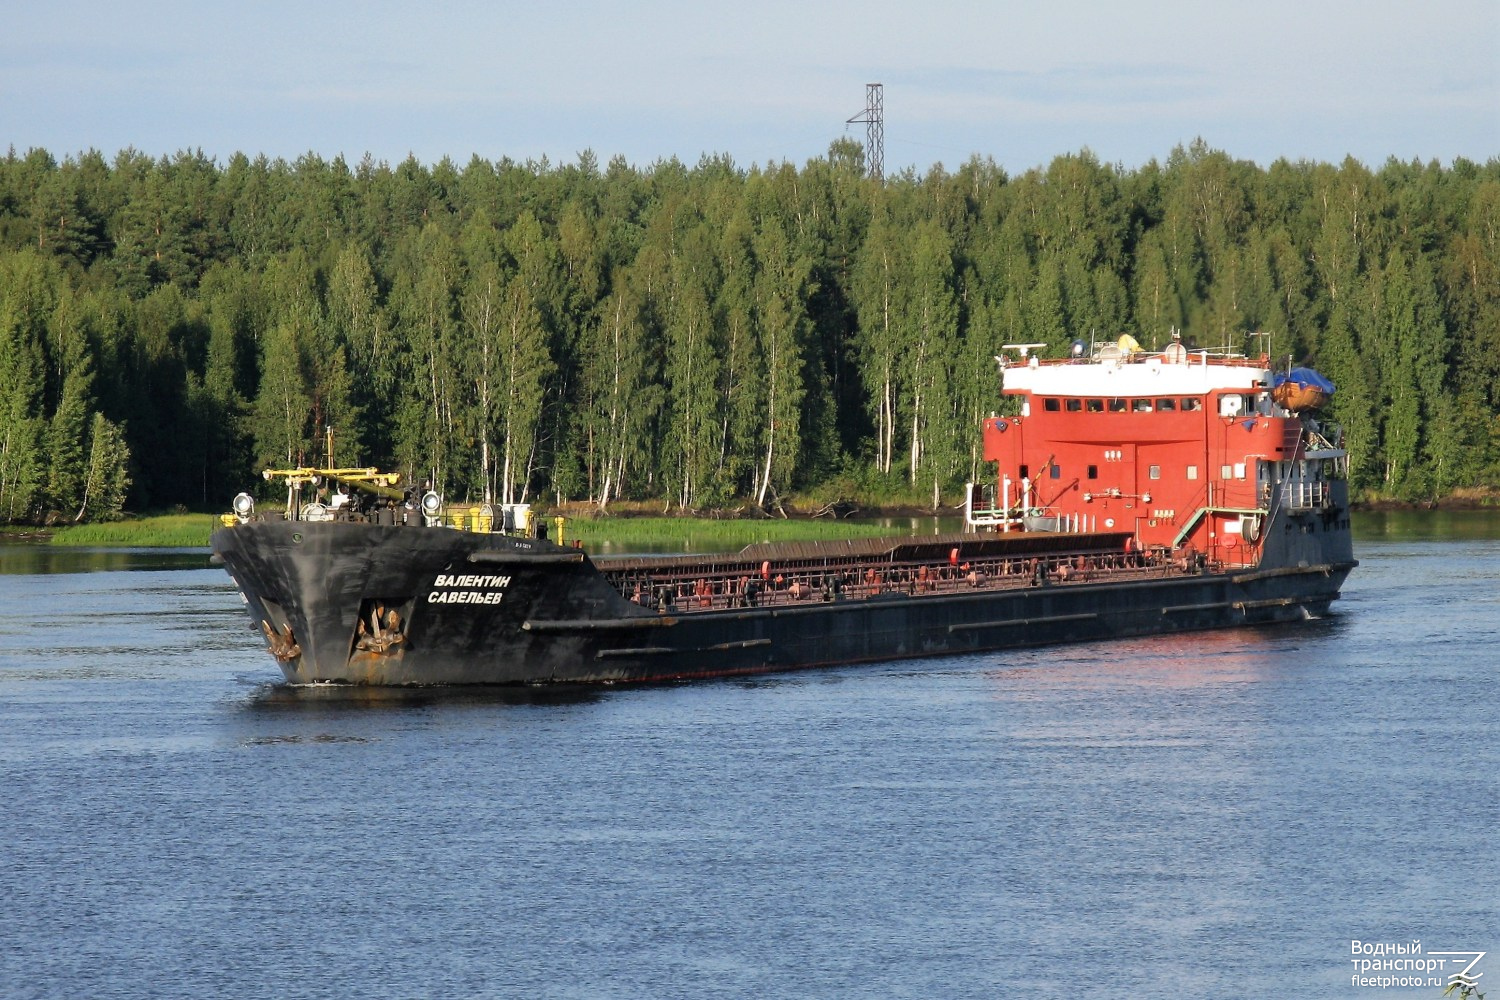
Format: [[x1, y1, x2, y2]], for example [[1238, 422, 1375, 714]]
[[211, 335, 1356, 685]]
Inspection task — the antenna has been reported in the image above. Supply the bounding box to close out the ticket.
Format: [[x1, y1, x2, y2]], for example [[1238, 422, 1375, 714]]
[[1247, 329, 1274, 362], [846, 83, 883, 181]]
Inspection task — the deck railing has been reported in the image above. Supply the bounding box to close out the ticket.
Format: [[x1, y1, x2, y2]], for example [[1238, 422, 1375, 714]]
[[1282, 481, 1330, 511], [600, 546, 1208, 614]]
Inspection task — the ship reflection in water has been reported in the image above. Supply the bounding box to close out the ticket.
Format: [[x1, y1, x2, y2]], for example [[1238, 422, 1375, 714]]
[[243, 677, 611, 710], [982, 615, 1344, 693]]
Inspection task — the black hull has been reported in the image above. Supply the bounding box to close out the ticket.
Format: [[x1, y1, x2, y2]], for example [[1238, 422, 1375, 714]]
[[212, 512, 1355, 686]]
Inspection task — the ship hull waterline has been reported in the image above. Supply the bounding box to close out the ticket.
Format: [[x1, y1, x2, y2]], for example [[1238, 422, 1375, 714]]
[[213, 520, 1355, 687]]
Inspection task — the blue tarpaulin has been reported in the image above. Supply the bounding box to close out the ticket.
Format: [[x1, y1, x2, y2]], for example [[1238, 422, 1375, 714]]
[[1272, 367, 1336, 397]]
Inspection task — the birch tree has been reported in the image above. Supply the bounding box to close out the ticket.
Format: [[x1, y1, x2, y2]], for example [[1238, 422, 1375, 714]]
[[587, 275, 656, 508], [459, 256, 505, 501], [389, 225, 460, 489], [901, 219, 960, 504], [853, 207, 904, 475], [75, 412, 131, 521], [750, 221, 814, 509], [497, 268, 552, 504], [715, 204, 761, 497], [663, 248, 723, 508]]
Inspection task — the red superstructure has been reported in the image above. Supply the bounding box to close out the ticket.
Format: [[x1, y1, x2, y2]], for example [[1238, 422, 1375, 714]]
[[971, 337, 1346, 569]]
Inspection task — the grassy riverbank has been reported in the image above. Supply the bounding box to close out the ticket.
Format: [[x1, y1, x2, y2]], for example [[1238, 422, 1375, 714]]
[[558, 515, 903, 552], [46, 514, 219, 547]]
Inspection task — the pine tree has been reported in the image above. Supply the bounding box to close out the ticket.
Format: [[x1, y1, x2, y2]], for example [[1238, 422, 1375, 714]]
[[0, 250, 52, 521], [251, 318, 311, 476], [325, 243, 389, 463], [45, 369, 91, 517]]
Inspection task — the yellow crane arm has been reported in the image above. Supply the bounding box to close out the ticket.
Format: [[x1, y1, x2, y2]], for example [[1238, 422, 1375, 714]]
[[261, 467, 405, 501]]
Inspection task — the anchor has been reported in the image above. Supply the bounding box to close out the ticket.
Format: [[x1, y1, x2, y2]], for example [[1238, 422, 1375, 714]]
[[354, 604, 406, 654], [260, 620, 302, 661]]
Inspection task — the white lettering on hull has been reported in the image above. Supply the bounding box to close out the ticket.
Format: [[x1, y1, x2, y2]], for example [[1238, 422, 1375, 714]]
[[431, 574, 512, 588], [427, 573, 512, 605], [427, 590, 505, 605]]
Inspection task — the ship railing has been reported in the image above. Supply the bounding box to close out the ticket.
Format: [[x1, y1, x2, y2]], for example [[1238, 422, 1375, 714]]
[[964, 482, 1023, 532], [239, 501, 560, 541], [1282, 480, 1331, 511], [601, 546, 1201, 614], [1022, 348, 1261, 371], [964, 505, 1022, 531], [964, 482, 1088, 533]]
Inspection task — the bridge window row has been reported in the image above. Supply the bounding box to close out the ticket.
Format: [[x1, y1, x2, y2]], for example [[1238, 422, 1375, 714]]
[[1040, 396, 1204, 413], [1026, 462, 1205, 482]]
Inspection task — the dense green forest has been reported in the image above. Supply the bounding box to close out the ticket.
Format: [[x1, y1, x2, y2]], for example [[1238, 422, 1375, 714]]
[[2, 138, 1498, 522]]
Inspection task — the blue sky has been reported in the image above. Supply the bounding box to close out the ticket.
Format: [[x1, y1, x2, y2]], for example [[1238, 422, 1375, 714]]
[[4, 0, 1496, 174]]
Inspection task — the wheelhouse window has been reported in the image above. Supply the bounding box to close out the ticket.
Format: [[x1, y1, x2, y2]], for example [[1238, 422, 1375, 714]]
[[1108, 398, 1128, 412], [1043, 397, 1061, 411], [1218, 394, 1254, 418], [1133, 399, 1153, 412], [1157, 398, 1177, 412], [1065, 399, 1082, 412], [1181, 398, 1202, 411], [1086, 399, 1104, 412]]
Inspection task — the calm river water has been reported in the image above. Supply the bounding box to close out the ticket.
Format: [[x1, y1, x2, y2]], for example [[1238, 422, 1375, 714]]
[[1, 513, 1496, 999]]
